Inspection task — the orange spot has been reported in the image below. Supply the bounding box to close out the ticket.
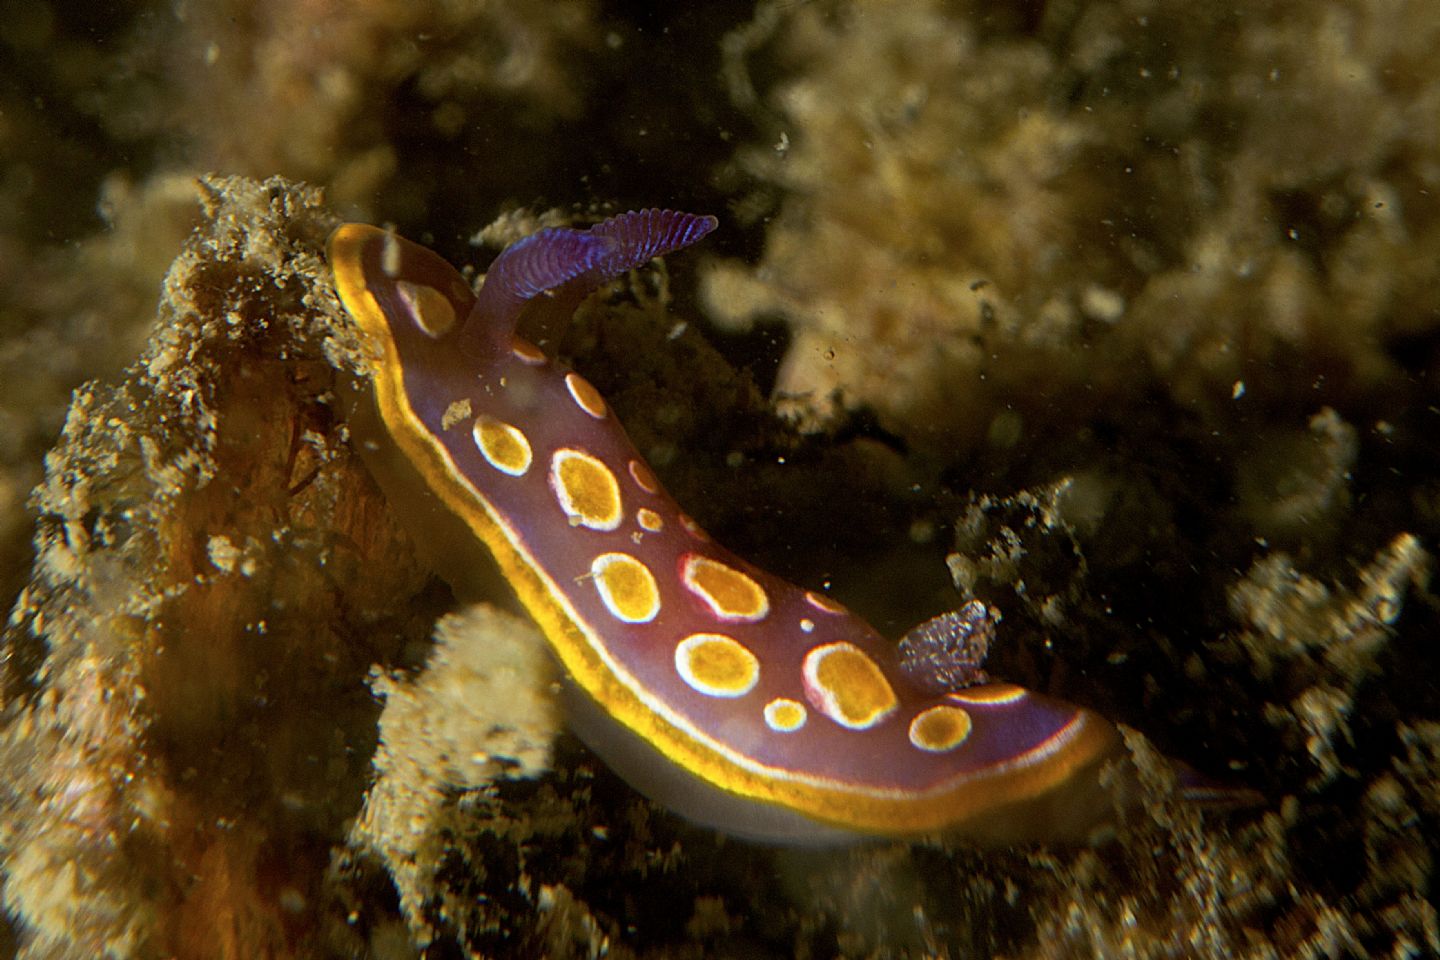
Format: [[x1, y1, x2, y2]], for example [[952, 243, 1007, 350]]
[[674, 633, 760, 697], [551, 449, 622, 530], [908, 705, 973, 752], [565, 372, 607, 419], [805, 590, 847, 615], [763, 698, 807, 733], [473, 417, 532, 476], [396, 280, 457, 337], [628, 460, 659, 494], [801, 642, 897, 730], [512, 338, 547, 364], [947, 684, 1027, 705], [681, 554, 769, 622], [591, 553, 660, 623], [637, 508, 664, 532]]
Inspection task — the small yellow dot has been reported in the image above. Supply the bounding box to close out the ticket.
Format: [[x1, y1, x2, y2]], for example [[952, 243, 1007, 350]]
[[908, 704, 974, 753], [441, 398, 473, 431], [763, 698, 807, 733], [637, 508, 664, 532]]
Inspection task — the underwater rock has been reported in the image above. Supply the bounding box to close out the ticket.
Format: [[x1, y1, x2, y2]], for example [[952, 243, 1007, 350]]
[[0, 175, 428, 958]]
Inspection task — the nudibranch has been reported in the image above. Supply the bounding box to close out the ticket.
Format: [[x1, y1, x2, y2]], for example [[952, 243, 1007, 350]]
[[327, 211, 1140, 845]]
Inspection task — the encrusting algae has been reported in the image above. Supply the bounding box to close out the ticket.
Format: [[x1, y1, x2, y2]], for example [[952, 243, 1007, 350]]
[[348, 604, 559, 949], [708, 0, 1440, 453], [0, 177, 426, 958]]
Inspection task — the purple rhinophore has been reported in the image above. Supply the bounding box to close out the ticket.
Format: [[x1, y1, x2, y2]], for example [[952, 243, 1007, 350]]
[[464, 209, 718, 351]]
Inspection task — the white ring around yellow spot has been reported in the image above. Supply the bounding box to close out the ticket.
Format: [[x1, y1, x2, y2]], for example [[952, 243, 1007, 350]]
[[472, 416, 532, 476], [551, 448, 622, 531], [591, 553, 660, 623], [565, 372, 608, 419], [512, 337, 547, 365], [674, 633, 760, 698], [946, 683, 1027, 706], [681, 554, 770, 622], [396, 280, 457, 337], [908, 704, 974, 753], [628, 459, 659, 494], [801, 642, 898, 730], [637, 508, 664, 532], [805, 590, 847, 614], [763, 698, 807, 733], [799, 618, 815, 634]]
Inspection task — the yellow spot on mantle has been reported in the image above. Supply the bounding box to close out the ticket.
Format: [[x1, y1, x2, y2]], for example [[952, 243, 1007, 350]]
[[396, 280, 457, 337], [628, 459, 659, 494], [682, 554, 769, 622], [802, 642, 897, 730], [908, 704, 973, 752], [805, 590, 847, 615], [512, 337, 547, 365], [763, 698, 807, 733], [674, 633, 759, 698], [948, 683, 1026, 705], [552, 449, 622, 530], [473, 416, 532, 476], [591, 552, 660, 623], [565, 372, 608, 419]]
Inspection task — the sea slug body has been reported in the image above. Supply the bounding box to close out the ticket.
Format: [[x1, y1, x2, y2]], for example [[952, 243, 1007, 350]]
[[328, 211, 1138, 845]]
